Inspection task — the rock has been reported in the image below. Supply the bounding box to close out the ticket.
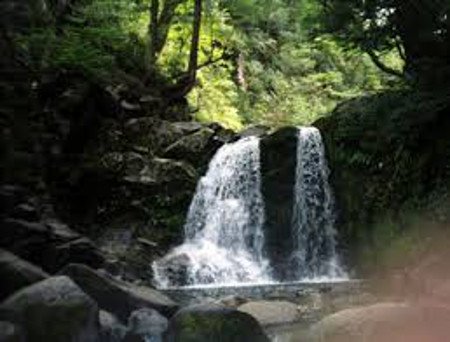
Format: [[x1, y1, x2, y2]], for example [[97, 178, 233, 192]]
[[60, 263, 178, 321], [308, 302, 450, 342], [124, 308, 168, 342], [0, 249, 49, 301], [0, 185, 27, 217], [122, 157, 197, 188], [0, 276, 99, 342], [52, 237, 105, 272], [260, 127, 298, 280], [10, 203, 39, 222], [0, 219, 48, 247], [152, 253, 190, 287], [238, 300, 300, 327], [217, 295, 248, 308], [0, 218, 104, 273], [0, 321, 23, 342], [0, 219, 50, 266], [99, 311, 127, 342], [162, 127, 215, 165], [45, 220, 81, 242], [236, 125, 270, 140], [123, 118, 192, 153], [165, 303, 270, 342], [171, 122, 203, 135]]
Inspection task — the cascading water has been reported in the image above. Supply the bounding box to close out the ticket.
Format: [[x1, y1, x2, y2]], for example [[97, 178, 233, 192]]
[[152, 127, 346, 289], [152, 136, 272, 288], [290, 127, 346, 280]]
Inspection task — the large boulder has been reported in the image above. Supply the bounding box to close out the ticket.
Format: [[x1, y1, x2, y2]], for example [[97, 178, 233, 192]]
[[308, 302, 450, 342], [165, 303, 270, 342], [238, 300, 300, 327], [0, 276, 99, 342], [0, 249, 49, 301], [260, 127, 298, 280], [60, 263, 178, 321]]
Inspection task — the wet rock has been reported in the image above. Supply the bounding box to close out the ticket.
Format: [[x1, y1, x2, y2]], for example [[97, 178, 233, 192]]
[[99, 311, 127, 342], [152, 253, 190, 287], [0, 249, 49, 301], [60, 263, 178, 321], [165, 303, 270, 342], [238, 300, 300, 327], [0, 276, 99, 342], [260, 127, 298, 280], [308, 302, 450, 342], [124, 308, 168, 342]]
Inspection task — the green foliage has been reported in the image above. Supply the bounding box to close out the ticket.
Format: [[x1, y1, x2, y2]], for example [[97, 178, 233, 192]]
[[17, 0, 407, 129], [324, 0, 450, 85], [20, 0, 149, 80]]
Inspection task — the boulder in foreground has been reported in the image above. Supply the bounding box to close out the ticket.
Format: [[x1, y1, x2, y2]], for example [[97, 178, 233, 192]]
[[309, 302, 450, 342], [0, 276, 99, 342], [165, 303, 270, 342], [60, 263, 177, 321]]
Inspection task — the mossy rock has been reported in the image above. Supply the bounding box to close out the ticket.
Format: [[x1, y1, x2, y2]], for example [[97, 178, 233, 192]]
[[165, 304, 270, 342]]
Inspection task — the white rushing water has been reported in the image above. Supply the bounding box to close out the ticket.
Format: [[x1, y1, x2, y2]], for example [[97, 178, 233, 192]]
[[290, 127, 346, 280], [153, 128, 346, 289], [153, 136, 272, 288]]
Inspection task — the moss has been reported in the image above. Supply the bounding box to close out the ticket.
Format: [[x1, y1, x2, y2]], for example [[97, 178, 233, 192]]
[[315, 89, 450, 272]]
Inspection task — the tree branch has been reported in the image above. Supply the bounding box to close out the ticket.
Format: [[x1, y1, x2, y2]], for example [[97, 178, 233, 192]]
[[366, 49, 404, 78]]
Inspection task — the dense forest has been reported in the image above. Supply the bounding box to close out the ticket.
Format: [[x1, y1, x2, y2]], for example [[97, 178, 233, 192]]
[[1, 0, 450, 341]]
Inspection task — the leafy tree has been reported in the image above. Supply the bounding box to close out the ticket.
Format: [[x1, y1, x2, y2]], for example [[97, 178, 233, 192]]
[[323, 0, 450, 86]]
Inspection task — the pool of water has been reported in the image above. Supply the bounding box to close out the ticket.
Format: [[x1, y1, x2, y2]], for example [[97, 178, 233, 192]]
[[159, 279, 371, 341]]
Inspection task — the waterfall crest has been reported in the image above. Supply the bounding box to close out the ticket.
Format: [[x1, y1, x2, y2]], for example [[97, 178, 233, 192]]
[[153, 137, 271, 287]]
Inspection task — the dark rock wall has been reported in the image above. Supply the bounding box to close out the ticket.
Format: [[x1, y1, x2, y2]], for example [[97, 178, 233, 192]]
[[260, 127, 298, 280]]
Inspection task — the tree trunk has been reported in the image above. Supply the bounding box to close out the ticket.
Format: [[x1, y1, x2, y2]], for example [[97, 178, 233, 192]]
[[187, 0, 203, 83], [148, 0, 159, 68]]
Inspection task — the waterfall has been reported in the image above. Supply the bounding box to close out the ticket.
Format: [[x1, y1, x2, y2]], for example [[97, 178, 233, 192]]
[[152, 136, 272, 288], [152, 128, 346, 289], [290, 127, 346, 280]]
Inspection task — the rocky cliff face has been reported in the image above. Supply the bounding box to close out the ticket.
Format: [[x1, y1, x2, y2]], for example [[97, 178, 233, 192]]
[[0, 0, 234, 282]]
